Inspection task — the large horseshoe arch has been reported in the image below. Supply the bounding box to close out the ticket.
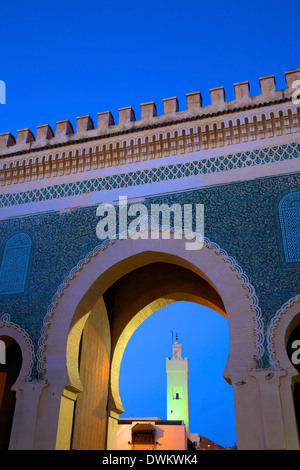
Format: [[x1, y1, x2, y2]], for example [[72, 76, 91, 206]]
[[37, 235, 261, 450]]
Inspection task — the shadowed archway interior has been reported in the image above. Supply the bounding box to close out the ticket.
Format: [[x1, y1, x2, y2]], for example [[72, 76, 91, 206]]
[[286, 317, 300, 438], [70, 261, 228, 449], [0, 337, 22, 450]]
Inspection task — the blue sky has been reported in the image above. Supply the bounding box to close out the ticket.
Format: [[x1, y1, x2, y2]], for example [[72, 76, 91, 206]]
[[0, 0, 299, 137], [119, 302, 235, 447], [1, 0, 299, 449]]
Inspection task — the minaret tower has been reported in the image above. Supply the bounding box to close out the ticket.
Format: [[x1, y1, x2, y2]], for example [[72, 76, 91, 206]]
[[166, 333, 190, 435]]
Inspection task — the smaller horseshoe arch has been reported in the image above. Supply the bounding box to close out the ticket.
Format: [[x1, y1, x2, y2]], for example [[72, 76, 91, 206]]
[[0, 315, 35, 449], [267, 295, 300, 449]]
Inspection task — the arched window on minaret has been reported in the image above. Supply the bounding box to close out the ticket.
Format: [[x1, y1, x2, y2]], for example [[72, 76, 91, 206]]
[[278, 192, 300, 263], [0, 233, 32, 295]]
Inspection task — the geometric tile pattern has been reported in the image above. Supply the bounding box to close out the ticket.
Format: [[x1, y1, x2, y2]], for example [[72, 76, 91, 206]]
[[0, 165, 299, 377], [1, 141, 299, 208], [0, 233, 32, 295], [278, 191, 300, 263]]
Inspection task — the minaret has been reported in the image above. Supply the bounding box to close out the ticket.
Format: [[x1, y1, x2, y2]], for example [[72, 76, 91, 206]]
[[166, 334, 190, 435]]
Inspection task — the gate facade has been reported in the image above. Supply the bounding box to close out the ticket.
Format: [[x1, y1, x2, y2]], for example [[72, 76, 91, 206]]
[[0, 68, 299, 449]]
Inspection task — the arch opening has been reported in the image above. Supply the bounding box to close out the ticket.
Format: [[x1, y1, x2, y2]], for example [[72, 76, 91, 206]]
[[0, 336, 22, 450], [68, 261, 233, 450], [103, 261, 226, 417], [286, 315, 300, 440], [266, 295, 300, 450], [118, 300, 236, 449]]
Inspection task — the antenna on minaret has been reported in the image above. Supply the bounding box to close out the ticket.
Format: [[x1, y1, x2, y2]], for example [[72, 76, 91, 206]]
[[170, 330, 174, 344]]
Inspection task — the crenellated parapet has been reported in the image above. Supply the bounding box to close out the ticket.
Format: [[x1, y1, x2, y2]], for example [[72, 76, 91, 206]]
[[0, 68, 299, 155], [0, 68, 299, 187]]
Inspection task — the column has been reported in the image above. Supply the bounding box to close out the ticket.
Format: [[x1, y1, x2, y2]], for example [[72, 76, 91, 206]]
[[251, 370, 286, 449], [9, 381, 46, 450]]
